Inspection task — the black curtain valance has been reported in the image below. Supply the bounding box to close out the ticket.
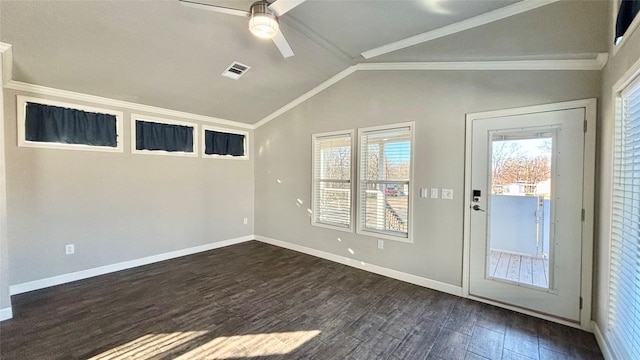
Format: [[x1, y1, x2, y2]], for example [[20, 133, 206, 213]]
[[136, 120, 194, 152], [616, 0, 640, 43], [25, 102, 117, 147], [204, 130, 245, 156]]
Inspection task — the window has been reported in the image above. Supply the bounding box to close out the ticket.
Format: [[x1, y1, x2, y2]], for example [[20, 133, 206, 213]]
[[311, 131, 353, 231], [131, 114, 197, 157], [357, 123, 413, 242], [202, 126, 248, 160], [614, 0, 640, 52], [609, 72, 640, 359], [17, 96, 123, 152]]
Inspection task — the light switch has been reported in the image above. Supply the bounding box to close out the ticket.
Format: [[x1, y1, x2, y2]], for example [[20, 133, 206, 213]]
[[420, 188, 427, 198], [430, 188, 439, 199], [442, 188, 454, 200]]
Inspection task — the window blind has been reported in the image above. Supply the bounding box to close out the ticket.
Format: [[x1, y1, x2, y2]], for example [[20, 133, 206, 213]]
[[359, 126, 412, 238], [312, 133, 352, 229], [609, 74, 640, 359]]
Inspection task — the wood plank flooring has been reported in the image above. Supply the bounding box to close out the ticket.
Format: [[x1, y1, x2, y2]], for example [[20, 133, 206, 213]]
[[489, 251, 550, 288], [0, 241, 602, 359]]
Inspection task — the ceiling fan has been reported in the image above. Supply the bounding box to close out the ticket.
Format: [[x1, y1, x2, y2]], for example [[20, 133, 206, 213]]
[[179, 0, 307, 58]]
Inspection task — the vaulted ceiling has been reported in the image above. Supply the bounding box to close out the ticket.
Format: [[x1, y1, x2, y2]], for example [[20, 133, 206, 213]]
[[0, 0, 608, 125]]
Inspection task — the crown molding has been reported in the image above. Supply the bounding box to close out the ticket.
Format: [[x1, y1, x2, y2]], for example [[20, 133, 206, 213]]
[[0, 43, 13, 86], [4, 80, 254, 130], [255, 53, 608, 129], [361, 0, 560, 59]]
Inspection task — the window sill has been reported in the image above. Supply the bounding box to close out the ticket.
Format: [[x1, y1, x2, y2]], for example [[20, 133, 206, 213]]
[[356, 228, 412, 243], [311, 221, 353, 234]]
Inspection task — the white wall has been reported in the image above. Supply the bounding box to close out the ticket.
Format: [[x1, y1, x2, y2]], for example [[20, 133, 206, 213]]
[[0, 47, 11, 316], [254, 69, 600, 288], [3, 89, 255, 287], [594, 1, 640, 356]]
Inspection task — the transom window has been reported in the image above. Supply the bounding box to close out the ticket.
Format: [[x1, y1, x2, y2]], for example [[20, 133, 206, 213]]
[[17, 95, 123, 152], [131, 114, 197, 157]]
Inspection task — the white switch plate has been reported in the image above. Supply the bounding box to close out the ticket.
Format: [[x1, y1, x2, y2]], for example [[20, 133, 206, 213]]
[[442, 188, 454, 200], [430, 188, 439, 199], [378, 239, 384, 249], [420, 188, 427, 198], [243, 217, 248, 225], [65, 244, 74, 255]]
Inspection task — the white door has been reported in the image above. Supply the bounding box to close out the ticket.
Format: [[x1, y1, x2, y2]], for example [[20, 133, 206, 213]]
[[468, 108, 585, 322]]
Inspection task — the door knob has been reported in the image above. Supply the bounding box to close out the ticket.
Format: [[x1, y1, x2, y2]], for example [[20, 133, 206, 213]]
[[472, 205, 486, 212]]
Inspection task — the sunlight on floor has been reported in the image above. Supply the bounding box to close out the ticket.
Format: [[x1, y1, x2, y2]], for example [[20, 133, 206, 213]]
[[88, 330, 321, 359]]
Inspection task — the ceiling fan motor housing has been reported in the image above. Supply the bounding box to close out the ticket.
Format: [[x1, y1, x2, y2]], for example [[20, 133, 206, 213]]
[[249, 1, 279, 39]]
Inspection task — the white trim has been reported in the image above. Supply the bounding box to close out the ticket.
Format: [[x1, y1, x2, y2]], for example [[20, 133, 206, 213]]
[[357, 54, 609, 72], [5, 80, 253, 130], [468, 294, 589, 331], [356, 122, 415, 243], [201, 125, 250, 160], [592, 321, 615, 360], [255, 55, 608, 129], [462, 98, 597, 329], [9, 235, 253, 295], [0, 43, 12, 85], [360, 0, 560, 59], [16, 95, 124, 153], [612, 0, 640, 57], [254, 235, 463, 296], [131, 114, 198, 157], [0, 307, 12, 321], [311, 129, 355, 232]]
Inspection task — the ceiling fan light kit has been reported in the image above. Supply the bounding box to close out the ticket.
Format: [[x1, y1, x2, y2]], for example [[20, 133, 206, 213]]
[[248, 1, 279, 39], [180, 0, 302, 57]]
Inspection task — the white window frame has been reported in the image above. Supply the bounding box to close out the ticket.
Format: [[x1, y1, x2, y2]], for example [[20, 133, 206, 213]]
[[311, 129, 355, 232], [17, 95, 123, 153], [356, 122, 415, 243], [612, 0, 640, 56], [131, 114, 198, 157], [608, 60, 640, 360], [201, 125, 249, 160]]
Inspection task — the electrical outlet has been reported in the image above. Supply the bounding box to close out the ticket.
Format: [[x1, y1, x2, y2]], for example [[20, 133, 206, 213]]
[[378, 240, 384, 250], [430, 188, 439, 199], [442, 188, 454, 200], [243, 217, 248, 225], [65, 244, 75, 255]]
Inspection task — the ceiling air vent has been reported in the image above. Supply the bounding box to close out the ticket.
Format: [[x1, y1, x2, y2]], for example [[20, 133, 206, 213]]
[[222, 62, 251, 80]]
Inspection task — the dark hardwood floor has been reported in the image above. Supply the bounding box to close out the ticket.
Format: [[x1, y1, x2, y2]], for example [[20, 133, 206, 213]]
[[0, 241, 602, 359]]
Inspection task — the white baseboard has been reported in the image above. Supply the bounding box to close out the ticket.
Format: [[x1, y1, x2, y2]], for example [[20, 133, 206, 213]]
[[254, 235, 463, 297], [9, 235, 254, 295], [0, 306, 13, 321]]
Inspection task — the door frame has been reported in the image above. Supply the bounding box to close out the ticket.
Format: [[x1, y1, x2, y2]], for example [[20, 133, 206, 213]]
[[462, 99, 596, 331]]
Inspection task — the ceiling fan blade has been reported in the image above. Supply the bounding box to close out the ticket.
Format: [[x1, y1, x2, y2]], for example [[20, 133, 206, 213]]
[[272, 31, 294, 58], [267, 0, 306, 16], [179, 0, 249, 17]]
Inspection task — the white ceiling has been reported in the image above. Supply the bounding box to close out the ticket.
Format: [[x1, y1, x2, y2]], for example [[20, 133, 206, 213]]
[[0, 0, 608, 125]]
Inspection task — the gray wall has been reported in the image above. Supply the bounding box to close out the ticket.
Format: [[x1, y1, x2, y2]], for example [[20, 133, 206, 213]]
[[3, 89, 254, 286], [595, 1, 640, 338], [254, 70, 600, 287], [0, 51, 10, 311]]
